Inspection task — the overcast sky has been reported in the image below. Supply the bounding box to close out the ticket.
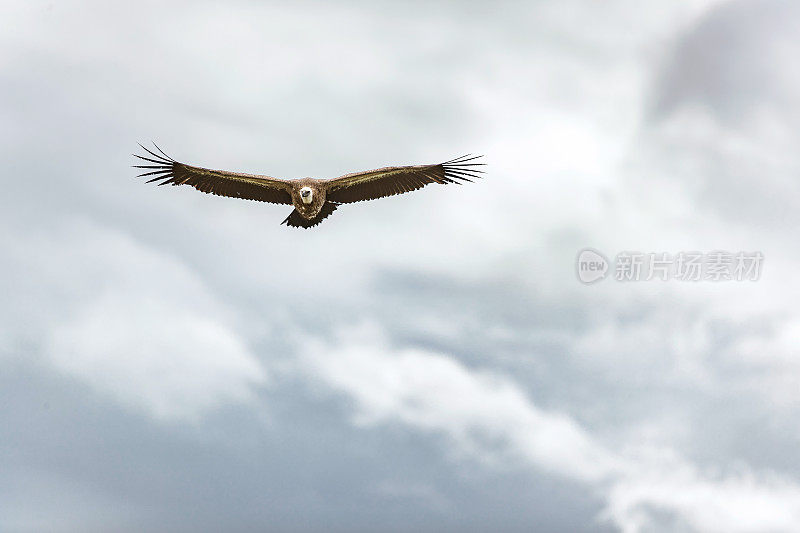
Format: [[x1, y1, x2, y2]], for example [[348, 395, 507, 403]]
[[2, 0, 800, 531]]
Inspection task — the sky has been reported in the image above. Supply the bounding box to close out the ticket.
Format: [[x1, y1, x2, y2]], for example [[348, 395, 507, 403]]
[[1, 0, 799, 531]]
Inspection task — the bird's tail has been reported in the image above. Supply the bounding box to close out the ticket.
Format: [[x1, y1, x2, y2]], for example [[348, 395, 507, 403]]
[[281, 202, 339, 229]]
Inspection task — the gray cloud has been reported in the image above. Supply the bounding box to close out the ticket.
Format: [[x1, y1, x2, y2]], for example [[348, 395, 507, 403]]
[[2, 0, 800, 531]]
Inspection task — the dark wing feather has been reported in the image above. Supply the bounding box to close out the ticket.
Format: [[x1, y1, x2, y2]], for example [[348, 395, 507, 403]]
[[325, 155, 484, 204], [281, 202, 340, 229], [133, 143, 292, 205]]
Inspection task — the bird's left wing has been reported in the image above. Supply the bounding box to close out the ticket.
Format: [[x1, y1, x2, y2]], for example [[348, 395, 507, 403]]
[[325, 155, 484, 204], [133, 143, 293, 205]]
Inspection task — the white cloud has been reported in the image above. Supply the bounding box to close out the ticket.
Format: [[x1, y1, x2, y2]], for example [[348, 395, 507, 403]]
[[47, 291, 264, 422], [300, 326, 800, 532], [606, 451, 800, 533], [729, 316, 800, 409], [301, 323, 619, 482], [2, 218, 266, 422]]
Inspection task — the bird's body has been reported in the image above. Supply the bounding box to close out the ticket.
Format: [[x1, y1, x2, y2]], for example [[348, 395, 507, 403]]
[[133, 144, 484, 228], [291, 179, 326, 217]]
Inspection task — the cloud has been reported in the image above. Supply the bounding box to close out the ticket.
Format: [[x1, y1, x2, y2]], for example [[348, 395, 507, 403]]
[[1, 218, 266, 422], [606, 452, 800, 532], [299, 324, 800, 531], [2, 0, 800, 530], [301, 323, 620, 482], [47, 292, 264, 422]]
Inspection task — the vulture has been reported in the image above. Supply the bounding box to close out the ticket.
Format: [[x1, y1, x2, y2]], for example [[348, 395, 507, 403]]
[[133, 144, 484, 228]]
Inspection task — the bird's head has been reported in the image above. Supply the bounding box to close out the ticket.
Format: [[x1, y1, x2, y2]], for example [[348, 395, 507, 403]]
[[300, 186, 313, 204]]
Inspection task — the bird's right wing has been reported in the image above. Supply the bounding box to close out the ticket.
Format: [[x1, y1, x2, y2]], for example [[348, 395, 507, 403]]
[[133, 143, 293, 205], [325, 155, 484, 204]]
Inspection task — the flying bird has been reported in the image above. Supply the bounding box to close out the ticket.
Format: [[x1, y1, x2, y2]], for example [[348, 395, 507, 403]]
[[133, 144, 484, 228]]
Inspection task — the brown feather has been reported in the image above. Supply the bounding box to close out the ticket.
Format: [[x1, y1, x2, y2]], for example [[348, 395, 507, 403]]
[[281, 202, 339, 228], [324, 155, 484, 204], [133, 146, 485, 229], [133, 145, 292, 205]]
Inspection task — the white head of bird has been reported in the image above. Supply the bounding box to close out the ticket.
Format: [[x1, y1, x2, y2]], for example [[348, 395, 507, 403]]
[[300, 186, 313, 204]]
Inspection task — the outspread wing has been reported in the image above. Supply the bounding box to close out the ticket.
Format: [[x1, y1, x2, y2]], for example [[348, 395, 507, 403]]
[[133, 143, 292, 205], [325, 155, 484, 204]]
